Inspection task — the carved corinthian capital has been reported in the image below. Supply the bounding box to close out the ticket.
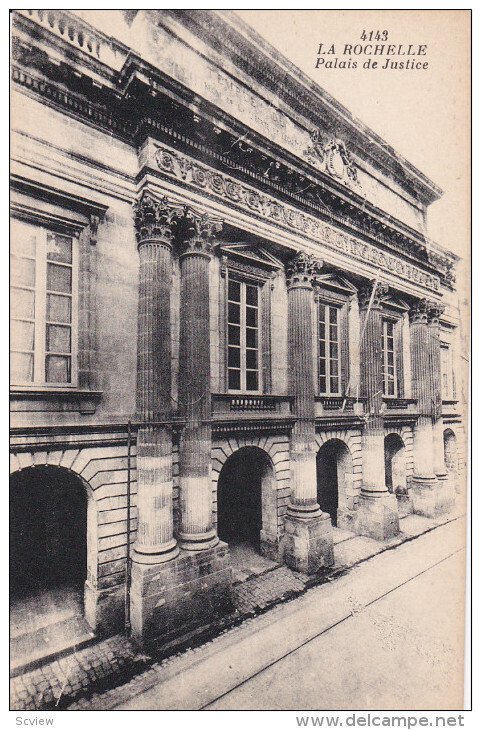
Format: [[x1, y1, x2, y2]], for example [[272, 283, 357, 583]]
[[178, 206, 223, 255], [285, 251, 323, 289], [408, 298, 430, 324], [133, 192, 183, 246], [358, 280, 389, 309], [427, 301, 445, 325]]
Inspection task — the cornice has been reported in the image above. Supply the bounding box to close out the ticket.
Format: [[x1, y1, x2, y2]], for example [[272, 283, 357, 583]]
[[167, 9, 443, 206], [11, 13, 453, 287]]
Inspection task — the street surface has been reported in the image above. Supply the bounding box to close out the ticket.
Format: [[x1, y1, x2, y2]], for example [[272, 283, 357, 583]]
[[115, 517, 466, 711]]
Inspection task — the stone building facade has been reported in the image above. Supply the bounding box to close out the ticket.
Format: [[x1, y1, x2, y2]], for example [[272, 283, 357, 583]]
[[10, 10, 466, 650]]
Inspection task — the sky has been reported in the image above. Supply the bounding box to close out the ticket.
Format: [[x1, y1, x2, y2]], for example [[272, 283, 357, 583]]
[[235, 10, 470, 259]]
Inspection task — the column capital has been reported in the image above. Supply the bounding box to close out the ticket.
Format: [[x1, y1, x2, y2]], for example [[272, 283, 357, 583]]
[[408, 298, 430, 324], [178, 206, 223, 256], [358, 280, 389, 310], [427, 301, 445, 325], [285, 251, 323, 289], [133, 191, 183, 247]]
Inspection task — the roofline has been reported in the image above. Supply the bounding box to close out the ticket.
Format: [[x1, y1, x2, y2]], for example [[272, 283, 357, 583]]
[[211, 10, 444, 204]]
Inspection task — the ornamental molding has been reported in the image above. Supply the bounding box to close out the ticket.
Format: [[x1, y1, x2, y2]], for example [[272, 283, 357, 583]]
[[427, 249, 456, 287], [285, 251, 323, 289], [177, 206, 223, 255], [133, 192, 183, 245], [358, 281, 389, 309], [408, 298, 444, 324], [427, 302, 445, 324], [152, 143, 441, 293], [305, 132, 361, 190], [409, 298, 430, 324]]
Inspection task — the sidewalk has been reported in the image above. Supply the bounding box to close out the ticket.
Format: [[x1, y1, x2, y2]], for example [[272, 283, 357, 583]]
[[10, 507, 465, 711]]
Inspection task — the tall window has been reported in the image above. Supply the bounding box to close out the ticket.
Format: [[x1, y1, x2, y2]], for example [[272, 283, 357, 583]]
[[227, 277, 260, 392], [382, 319, 396, 396], [441, 343, 455, 400], [318, 303, 341, 395], [11, 218, 77, 386]]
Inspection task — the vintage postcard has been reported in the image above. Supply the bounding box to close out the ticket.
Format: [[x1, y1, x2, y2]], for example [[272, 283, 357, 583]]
[[9, 8, 470, 715]]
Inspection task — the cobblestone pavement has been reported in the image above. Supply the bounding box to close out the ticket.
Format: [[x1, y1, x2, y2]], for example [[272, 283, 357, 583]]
[[10, 508, 464, 711]]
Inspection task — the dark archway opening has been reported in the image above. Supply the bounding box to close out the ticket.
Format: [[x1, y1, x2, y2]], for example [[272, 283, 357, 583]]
[[443, 429, 458, 473], [316, 439, 350, 526], [10, 466, 87, 599], [384, 433, 406, 496], [10, 466, 91, 671], [217, 447, 268, 550]]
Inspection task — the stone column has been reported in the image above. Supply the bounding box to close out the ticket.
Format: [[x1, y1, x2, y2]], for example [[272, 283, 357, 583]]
[[129, 192, 182, 644], [356, 281, 399, 539], [177, 208, 222, 551], [428, 302, 454, 511], [282, 252, 333, 574], [132, 192, 181, 565], [409, 299, 439, 517]]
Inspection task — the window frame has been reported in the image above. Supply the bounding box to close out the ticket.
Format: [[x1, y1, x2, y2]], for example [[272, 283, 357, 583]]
[[440, 340, 455, 400], [381, 317, 398, 397], [317, 300, 342, 396], [226, 272, 263, 395], [10, 217, 79, 389]]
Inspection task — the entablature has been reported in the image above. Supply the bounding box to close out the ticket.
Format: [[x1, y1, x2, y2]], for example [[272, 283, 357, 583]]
[[10, 9, 455, 291]]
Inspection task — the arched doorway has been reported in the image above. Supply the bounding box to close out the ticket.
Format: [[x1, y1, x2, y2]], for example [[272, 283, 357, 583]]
[[316, 439, 351, 526], [384, 433, 407, 497], [10, 466, 89, 666], [10, 466, 87, 598], [217, 447, 275, 552]]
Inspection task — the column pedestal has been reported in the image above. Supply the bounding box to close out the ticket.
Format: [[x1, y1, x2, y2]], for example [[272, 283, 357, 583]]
[[130, 543, 232, 651], [282, 512, 334, 574]]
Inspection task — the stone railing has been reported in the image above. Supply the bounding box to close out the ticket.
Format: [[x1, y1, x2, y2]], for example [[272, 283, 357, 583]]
[[382, 397, 417, 412], [211, 394, 293, 417], [16, 9, 126, 71], [315, 396, 365, 417]]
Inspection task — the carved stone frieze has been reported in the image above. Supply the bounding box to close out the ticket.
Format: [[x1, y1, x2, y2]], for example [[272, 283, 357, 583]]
[[152, 142, 441, 293]]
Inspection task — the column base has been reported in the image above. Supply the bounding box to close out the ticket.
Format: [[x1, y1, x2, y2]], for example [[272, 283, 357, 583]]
[[354, 491, 400, 541], [177, 529, 219, 552], [129, 542, 232, 650], [281, 511, 334, 575], [132, 538, 180, 565], [411, 475, 450, 518]]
